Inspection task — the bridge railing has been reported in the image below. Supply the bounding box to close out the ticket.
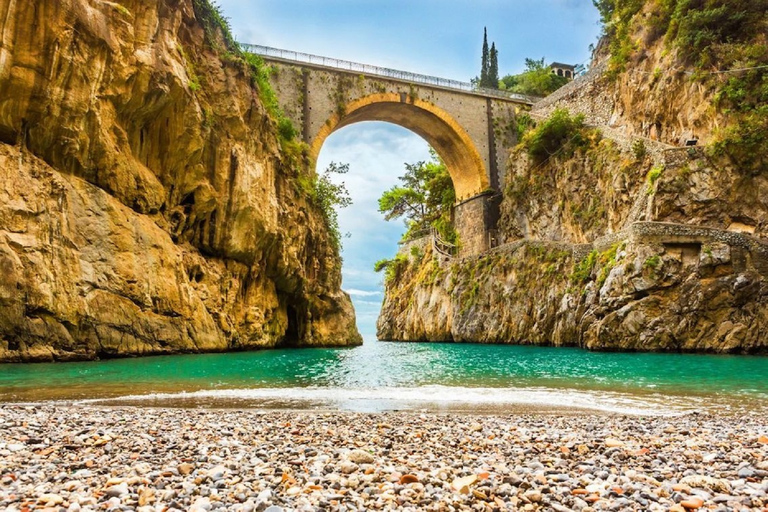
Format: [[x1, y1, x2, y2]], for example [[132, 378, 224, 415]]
[[239, 43, 541, 104]]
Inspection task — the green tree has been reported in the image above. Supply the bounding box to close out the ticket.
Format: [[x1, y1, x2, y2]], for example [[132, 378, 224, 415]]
[[592, 0, 615, 26], [378, 150, 456, 243], [480, 27, 490, 88], [302, 162, 352, 251], [489, 43, 500, 89], [500, 57, 568, 97]]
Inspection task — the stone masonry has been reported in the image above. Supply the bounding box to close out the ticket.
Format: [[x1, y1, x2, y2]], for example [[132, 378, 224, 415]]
[[253, 52, 533, 255]]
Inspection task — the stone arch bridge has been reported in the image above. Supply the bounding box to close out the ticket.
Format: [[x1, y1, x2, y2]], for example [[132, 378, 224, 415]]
[[241, 44, 537, 255]]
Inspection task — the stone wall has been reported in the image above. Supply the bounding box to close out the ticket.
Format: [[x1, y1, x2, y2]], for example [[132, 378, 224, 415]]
[[454, 193, 500, 256]]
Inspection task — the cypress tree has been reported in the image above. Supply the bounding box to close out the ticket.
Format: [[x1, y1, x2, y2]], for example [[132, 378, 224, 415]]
[[480, 27, 489, 88], [489, 43, 499, 89]]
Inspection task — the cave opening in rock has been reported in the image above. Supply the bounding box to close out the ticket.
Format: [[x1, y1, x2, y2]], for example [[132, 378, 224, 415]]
[[283, 304, 301, 346]]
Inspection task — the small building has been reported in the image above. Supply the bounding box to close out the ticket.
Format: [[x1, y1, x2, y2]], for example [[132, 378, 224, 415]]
[[550, 62, 575, 80]]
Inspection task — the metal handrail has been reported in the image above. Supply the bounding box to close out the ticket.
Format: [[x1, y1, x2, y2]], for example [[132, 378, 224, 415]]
[[239, 43, 542, 104], [431, 228, 457, 258]]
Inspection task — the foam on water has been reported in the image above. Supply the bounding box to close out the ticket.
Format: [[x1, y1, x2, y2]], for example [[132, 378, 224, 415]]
[[80, 385, 703, 415], [2, 341, 766, 414]]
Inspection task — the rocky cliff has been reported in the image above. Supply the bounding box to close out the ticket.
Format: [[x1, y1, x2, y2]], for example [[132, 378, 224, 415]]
[[0, 0, 361, 362], [378, 224, 768, 353], [377, 2, 768, 353]]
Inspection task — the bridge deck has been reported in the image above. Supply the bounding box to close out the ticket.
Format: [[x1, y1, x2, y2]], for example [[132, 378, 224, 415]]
[[239, 43, 540, 105]]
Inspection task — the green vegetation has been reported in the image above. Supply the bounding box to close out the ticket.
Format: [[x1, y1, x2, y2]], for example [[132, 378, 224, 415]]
[[515, 113, 535, 141], [594, 0, 768, 172], [190, 0, 298, 145], [178, 46, 202, 94], [592, 0, 644, 76], [460, 281, 482, 313], [241, 52, 295, 140], [477, 28, 500, 89], [596, 243, 622, 287], [331, 76, 354, 118], [488, 44, 499, 89], [519, 108, 590, 163], [425, 258, 445, 285], [570, 243, 623, 287], [500, 58, 569, 97], [711, 72, 768, 173], [646, 165, 664, 193], [378, 149, 457, 244], [408, 84, 419, 101], [191, 0, 240, 53], [644, 254, 662, 271], [373, 259, 389, 274], [571, 250, 598, 284], [571, 198, 606, 230], [374, 254, 410, 284], [299, 162, 353, 251], [631, 139, 646, 160]]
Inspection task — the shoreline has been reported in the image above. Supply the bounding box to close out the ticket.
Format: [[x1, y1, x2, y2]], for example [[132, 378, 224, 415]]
[[3, 340, 768, 365], [1, 405, 766, 511], [2, 382, 767, 418]]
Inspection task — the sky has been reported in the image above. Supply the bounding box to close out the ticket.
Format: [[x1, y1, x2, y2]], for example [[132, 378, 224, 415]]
[[216, 0, 603, 339]]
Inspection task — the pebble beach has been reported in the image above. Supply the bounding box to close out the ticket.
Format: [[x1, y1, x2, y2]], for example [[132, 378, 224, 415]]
[[1, 406, 767, 511]]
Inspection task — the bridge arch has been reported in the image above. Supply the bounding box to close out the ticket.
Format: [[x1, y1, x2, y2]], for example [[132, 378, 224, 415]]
[[308, 93, 489, 201]]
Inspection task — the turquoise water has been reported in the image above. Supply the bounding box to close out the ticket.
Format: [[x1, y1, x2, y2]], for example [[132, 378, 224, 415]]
[[1, 340, 766, 414]]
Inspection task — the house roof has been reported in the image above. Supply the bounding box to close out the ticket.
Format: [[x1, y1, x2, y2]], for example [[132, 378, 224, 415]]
[[549, 62, 575, 69]]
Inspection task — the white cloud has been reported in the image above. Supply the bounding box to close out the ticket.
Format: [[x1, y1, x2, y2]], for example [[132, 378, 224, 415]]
[[345, 289, 383, 297], [355, 300, 384, 306]]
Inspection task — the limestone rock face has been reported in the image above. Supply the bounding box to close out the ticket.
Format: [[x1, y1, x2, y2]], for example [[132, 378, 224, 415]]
[[0, 0, 361, 362], [377, 231, 768, 354], [378, 6, 768, 353]]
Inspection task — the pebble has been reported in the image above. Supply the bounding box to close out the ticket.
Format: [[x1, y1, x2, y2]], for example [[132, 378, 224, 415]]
[[680, 474, 731, 493], [104, 482, 128, 497], [681, 496, 705, 509], [0, 406, 764, 511], [452, 474, 478, 494], [347, 448, 375, 464]]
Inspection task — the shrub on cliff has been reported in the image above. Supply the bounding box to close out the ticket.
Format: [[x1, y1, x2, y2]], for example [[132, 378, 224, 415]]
[[374, 254, 410, 284], [520, 108, 589, 164], [299, 162, 352, 251], [500, 58, 569, 97]]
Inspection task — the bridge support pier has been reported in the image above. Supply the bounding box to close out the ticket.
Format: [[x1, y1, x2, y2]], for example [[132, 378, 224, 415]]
[[454, 192, 501, 257]]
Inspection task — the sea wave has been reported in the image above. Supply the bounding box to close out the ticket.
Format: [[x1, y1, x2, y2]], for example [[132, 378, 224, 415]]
[[77, 385, 704, 416]]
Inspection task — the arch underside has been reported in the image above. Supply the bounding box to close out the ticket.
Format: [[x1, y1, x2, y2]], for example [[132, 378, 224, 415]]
[[311, 94, 489, 201]]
